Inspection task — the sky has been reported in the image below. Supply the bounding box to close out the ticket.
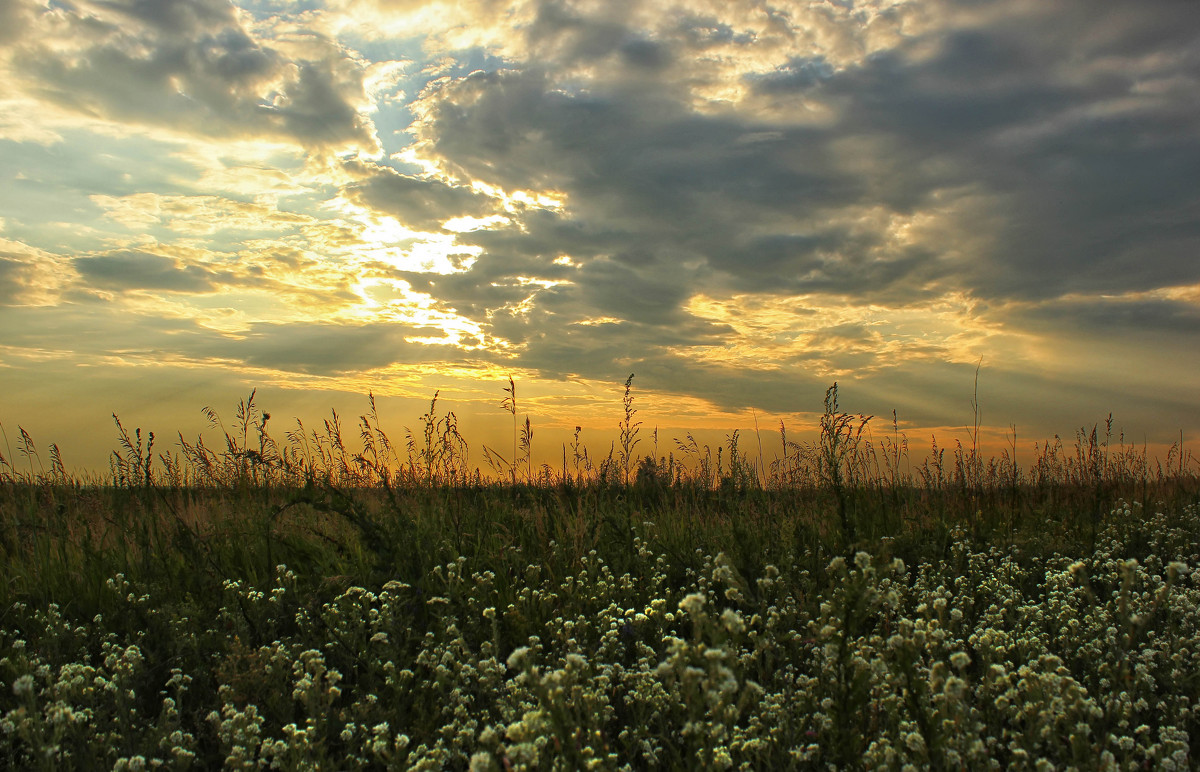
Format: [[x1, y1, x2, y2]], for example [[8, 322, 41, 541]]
[[1, 0, 1198, 476]]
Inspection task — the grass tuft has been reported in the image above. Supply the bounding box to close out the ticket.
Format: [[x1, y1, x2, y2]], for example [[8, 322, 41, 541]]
[[1, 377, 1197, 768]]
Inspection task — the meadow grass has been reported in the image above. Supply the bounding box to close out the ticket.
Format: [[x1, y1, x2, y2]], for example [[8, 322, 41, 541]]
[[0, 382, 1197, 769]]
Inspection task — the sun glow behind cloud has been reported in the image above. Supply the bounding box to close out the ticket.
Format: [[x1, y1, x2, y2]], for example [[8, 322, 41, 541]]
[[683, 291, 1017, 378], [0, 0, 1198, 474]]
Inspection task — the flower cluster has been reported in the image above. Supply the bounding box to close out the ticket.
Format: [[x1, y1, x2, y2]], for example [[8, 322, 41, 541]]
[[2, 504, 1198, 768]]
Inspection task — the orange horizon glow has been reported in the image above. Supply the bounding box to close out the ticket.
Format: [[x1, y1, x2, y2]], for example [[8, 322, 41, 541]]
[[0, 0, 1196, 483]]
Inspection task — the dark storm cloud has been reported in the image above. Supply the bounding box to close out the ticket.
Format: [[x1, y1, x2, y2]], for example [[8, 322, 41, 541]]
[[415, 64, 963, 309], [13, 0, 378, 150], [73, 250, 228, 292], [522, 0, 631, 65], [411, 4, 1194, 305], [364, 0, 1200, 416], [570, 258, 691, 326], [816, 33, 1068, 146], [423, 71, 861, 281], [345, 166, 499, 232], [796, 10, 1200, 299], [406, 62, 947, 367], [618, 37, 671, 70], [1009, 296, 1200, 339], [751, 56, 834, 93]]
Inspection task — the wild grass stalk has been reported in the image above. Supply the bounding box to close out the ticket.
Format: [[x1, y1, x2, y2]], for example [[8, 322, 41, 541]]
[[617, 373, 641, 484], [1, 371, 1198, 768]]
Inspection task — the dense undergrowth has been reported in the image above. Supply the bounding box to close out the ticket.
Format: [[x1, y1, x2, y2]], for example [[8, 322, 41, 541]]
[[0, 382, 1197, 769]]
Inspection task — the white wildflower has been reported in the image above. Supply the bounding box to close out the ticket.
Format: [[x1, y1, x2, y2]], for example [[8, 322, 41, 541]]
[[506, 647, 531, 670], [679, 593, 706, 616], [12, 675, 34, 697], [720, 608, 745, 635]]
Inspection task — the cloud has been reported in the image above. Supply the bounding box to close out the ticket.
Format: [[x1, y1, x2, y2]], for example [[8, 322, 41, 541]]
[[0, 302, 209, 357], [8, 0, 382, 152], [398, 3, 1195, 301], [0, 257, 24, 305], [785, 2, 1200, 301], [4, 0, 1200, 454], [289, 0, 1186, 424], [0, 291, 476, 381], [1005, 294, 1200, 340], [90, 192, 313, 235], [400, 63, 943, 358], [73, 250, 228, 293], [224, 320, 474, 374], [343, 164, 501, 232], [0, 239, 74, 306], [63, 238, 377, 321], [0, 0, 33, 47]]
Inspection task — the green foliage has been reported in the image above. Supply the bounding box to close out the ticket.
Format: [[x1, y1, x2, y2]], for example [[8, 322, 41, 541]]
[[3, 500, 1200, 769], [1, 379, 1198, 768]]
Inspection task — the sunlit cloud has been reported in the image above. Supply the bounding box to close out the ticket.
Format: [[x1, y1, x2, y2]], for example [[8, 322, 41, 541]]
[[0, 237, 68, 306], [442, 214, 511, 233], [1, 0, 1198, 472], [682, 291, 1014, 377], [4, 0, 383, 154], [90, 193, 313, 235]]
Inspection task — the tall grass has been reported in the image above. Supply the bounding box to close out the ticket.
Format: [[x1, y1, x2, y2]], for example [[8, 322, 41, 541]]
[[2, 376, 1195, 601], [0, 377, 1197, 768]]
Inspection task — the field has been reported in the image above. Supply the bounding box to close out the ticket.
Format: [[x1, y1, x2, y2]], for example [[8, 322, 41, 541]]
[[1, 385, 1198, 770]]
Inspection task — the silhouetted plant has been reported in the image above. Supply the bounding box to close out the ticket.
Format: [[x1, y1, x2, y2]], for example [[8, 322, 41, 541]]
[[111, 414, 153, 490], [818, 383, 873, 544], [618, 373, 642, 485]]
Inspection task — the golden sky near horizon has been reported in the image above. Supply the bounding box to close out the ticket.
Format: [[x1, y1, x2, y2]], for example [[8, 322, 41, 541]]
[[1, 0, 1198, 475]]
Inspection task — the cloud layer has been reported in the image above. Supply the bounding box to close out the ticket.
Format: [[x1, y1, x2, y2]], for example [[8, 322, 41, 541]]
[[2, 0, 1199, 468]]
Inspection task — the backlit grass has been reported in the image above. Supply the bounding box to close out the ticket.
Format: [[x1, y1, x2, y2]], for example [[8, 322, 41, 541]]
[[1, 380, 1197, 769]]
